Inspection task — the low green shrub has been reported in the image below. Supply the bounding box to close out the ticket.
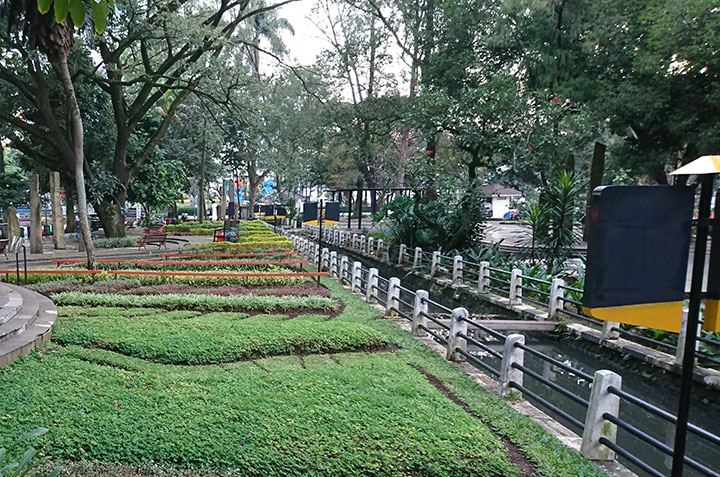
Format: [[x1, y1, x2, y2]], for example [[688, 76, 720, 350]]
[[182, 241, 293, 253], [53, 311, 389, 364], [51, 292, 338, 312], [92, 237, 140, 248]]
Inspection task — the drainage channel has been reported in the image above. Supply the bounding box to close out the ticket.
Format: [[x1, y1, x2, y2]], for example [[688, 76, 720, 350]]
[[336, 244, 720, 477]]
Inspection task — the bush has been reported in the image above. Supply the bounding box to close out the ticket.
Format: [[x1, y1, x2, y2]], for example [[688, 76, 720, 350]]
[[51, 292, 338, 312], [92, 237, 140, 248], [183, 241, 293, 253]]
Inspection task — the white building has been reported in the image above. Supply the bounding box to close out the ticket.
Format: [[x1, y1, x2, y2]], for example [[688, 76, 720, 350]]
[[481, 184, 523, 219]]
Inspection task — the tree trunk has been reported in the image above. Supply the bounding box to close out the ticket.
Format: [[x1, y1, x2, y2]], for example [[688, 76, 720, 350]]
[[583, 141, 605, 241], [94, 199, 126, 237], [56, 53, 95, 269], [64, 189, 76, 233], [198, 122, 206, 224], [0, 142, 4, 174], [445, 153, 480, 251]]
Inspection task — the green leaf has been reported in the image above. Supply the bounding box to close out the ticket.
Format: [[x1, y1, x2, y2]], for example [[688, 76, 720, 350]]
[[53, 0, 71, 23], [36, 0, 53, 14], [0, 448, 5, 465], [13, 428, 48, 447], [90, 0, 109, 34], [47, 469, 62, 477], [13, 448, 38, 475], [69, 0, 86, 27]]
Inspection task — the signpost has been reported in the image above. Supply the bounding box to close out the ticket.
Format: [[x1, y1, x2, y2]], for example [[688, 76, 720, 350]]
[[583, 155, 720, 476]]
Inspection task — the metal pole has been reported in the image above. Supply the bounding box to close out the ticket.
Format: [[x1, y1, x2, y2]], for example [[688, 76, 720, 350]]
[[357, 189, 363, 230], [22, 245, 27, 284], [347, 191, 352, 229], [15, 250, 20, 284], [671, 174, 713, 476], [317, 199, 324, 283]]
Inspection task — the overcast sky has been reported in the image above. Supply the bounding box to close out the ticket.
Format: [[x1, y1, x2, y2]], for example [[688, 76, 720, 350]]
[[277, 0, 330, 67]]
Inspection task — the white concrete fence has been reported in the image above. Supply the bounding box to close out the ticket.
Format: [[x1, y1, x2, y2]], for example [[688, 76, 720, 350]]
[[300, 224, 713, 369], [283, 229, 632, 464]]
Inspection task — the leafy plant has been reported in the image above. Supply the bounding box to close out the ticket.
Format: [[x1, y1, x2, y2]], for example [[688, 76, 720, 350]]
[[0, 427, 60, 477], [92, 236, 140, 248]]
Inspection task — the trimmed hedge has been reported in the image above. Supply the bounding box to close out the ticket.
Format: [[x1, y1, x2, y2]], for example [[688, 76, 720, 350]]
[[51, 292, 338, 312], [92, 237, 140, 248], [182, 241, 293, 253]]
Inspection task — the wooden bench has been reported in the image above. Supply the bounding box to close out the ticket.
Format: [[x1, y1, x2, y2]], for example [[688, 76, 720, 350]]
[[213, 220, 238, 242], [0, 239, 8, 260], [138, 234, 168, 249]]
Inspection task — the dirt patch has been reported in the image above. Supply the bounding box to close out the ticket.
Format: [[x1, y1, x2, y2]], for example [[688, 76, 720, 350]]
[[410, 365, 537, 477]]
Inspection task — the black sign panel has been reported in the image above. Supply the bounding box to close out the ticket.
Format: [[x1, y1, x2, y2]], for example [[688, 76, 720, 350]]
[[583, 186, 694, 310], [325, 202, 340, 222], [303, 202, 318, 223]]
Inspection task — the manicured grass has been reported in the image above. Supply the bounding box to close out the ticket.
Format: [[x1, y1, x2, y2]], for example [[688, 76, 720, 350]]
[[53, 309, 390, 364], [0, 262, 606, 476], [51, 292, 338, 313], [0, 348, 515, 475]]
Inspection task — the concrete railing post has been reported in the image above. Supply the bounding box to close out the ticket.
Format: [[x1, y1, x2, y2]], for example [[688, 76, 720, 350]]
[[386, 277, 401, 315], [360, 235, 367, 254], [601, 321, 620, 340], [509, 268, 523, 305], [366, 268, 379, 303], [412, 290, 428, 337], [340, 255, 349, 283], [675, 311, 699, 366], [452, 255, 464, 284], [367, 237, 375, 256], [322, 247, 330, 271], [330, 251, 338, 278], [398, 244, 407, 265], [413, 247, 422, 268], [377, 239, 384, 259], [549, 278, 565, 320], [430, 251, 441, 277], [500, 334, 525, 397], [581, 370, 622, 461], [479, 261, 490, 293], [351, 261, 362, 293], [447, 307, 469, 361]]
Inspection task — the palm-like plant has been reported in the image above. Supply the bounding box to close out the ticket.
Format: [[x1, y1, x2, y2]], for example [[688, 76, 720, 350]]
[[1, 0, 113, 269]]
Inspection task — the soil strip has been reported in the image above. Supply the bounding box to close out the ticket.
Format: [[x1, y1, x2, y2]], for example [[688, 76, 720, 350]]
[[410, 365, 537, 477]]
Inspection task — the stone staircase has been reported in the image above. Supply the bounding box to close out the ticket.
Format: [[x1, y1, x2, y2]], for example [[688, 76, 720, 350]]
[[0, 283, 57, 366]]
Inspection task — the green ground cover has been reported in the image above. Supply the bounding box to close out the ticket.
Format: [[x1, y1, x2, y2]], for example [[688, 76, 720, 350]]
[[53, 308, 388, 364], [0, 262, 606, 476], [51, 292, 337, 312]]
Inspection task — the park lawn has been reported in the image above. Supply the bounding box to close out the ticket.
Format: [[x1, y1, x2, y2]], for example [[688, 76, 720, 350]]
[[0, 274, 607, 476]]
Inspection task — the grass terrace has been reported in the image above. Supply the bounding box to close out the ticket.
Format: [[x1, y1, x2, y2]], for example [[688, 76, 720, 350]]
[[0, 229, 606, 476]]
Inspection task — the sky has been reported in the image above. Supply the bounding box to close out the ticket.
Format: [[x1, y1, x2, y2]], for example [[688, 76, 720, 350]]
[[277, 0, 330, 67]]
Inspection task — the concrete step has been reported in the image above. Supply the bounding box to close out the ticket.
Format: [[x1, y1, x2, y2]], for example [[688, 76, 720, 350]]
[[0, 285, 23, 325], [0, 284, 57, 367], [0, 296, 38, 344]]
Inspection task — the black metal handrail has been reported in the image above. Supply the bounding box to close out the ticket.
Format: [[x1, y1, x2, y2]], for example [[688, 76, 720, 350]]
[[608, 386, 720, 447], [512, 362, 589, 407], [599, 437, 665, 477], [509, 381, 585, 430], [455, 347, 501, 377], [515, 342, 594, 382], [461, 317, 507, 341], [418, 323, 448, 345], [457, 331, 503, 359], [419, 311, 451, 331], [420, 297, 453, 313], [603, 413, 720, 477]]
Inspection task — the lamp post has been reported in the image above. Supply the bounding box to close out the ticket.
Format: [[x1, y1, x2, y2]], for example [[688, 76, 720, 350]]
[[668, 155, 719, 476]]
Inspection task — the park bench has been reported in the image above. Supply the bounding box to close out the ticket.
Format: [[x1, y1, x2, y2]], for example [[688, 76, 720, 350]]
[[213, 220, 238, 242], [138, 233, 168, 249], [0, 239, 8, 260]]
